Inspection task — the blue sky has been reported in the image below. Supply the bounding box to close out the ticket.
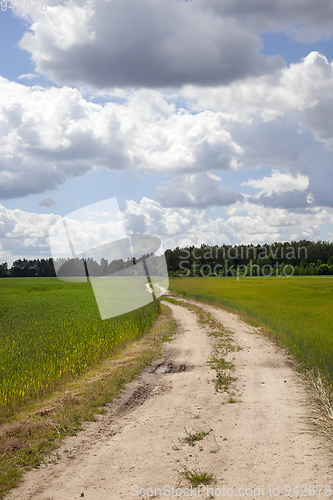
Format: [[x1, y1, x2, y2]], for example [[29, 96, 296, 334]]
[[1, 0, 333, 264]]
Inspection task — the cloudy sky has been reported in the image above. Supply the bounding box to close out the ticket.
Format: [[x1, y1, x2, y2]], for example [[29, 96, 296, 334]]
[[1, 0, 333, 264]]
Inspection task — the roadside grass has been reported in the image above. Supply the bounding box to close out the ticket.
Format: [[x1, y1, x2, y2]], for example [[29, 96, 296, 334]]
[[0, 303, 176, 500], [306, 370, 333, 440]]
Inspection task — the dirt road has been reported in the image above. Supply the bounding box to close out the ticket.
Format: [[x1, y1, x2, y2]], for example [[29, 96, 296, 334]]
[[6, 300, 332, 499]]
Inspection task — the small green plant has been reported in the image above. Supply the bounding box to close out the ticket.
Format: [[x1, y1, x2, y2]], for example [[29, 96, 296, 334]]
[[208, 356, 234, 371], [180, 468, 216, 487], [213, 372, 236, 392], [180, 427, 211, 447]]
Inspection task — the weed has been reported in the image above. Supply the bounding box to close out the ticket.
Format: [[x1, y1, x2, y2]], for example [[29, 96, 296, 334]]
[[208, 357, 234, 371], [180, 468, 216, 487], [213, 372, 236, 393], [180, 428, 212, 447]]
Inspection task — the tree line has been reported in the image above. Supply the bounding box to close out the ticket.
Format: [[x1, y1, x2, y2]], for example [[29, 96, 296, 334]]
[[0, 254, 166, 278], [165, 240, 333, 276], [1, 240, 333, 278]]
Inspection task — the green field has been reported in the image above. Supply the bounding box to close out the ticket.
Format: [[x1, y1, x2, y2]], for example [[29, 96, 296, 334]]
[[0, 277, 159, 419], [169, 276, 333, 382], [3, 275, 333, 419]]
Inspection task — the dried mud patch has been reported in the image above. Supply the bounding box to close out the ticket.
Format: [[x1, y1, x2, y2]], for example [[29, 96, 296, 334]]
[[152, 362, 189, 374], [115, 383, 153, 414]]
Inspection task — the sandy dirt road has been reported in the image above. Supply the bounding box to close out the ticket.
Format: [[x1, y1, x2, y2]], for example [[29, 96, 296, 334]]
[[6, 300, 333, 499]]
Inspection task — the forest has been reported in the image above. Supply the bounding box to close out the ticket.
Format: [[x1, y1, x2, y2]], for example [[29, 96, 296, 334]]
[[1, 240, 333, 278], [165, 240, 333, 276]]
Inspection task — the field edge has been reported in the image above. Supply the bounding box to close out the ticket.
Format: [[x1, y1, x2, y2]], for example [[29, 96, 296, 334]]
[[0, 303, 176, 500]]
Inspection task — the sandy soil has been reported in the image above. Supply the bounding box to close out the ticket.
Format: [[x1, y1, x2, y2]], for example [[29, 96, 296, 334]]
[[5, 300, 333, 499]]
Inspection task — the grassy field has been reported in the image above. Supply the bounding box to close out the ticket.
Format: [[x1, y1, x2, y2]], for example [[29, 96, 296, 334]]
[[0, 277, 159, 420], [169, 276, 333, 382]]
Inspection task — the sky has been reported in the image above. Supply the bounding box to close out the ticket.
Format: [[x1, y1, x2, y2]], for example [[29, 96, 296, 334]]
[[1, 0, 333, 265]]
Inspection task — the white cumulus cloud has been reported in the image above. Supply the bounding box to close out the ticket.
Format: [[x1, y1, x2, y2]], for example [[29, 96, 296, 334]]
[[243, 170, 309, 194]]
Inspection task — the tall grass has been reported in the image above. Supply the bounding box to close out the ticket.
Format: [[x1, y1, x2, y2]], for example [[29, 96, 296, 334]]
[[169, 276, 333, 382], [0, 278, 159, 419]]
